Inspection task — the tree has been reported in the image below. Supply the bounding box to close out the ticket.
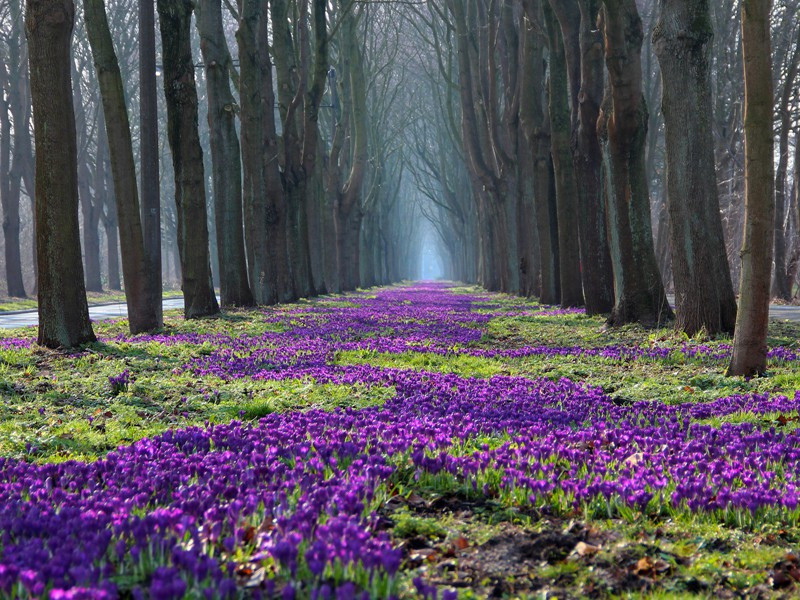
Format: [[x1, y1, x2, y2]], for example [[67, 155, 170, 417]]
[[157, 0, 219, 318], [270, 0, 329, 300], [598, 0, 672, 326], [331, 4, 369, 292], [140, 0, 163, 325], [26, 0, 95, 348], [728, 0, 775, 377], [772, 25, 800, 300], [84, 0, 161, 333], [549, 0, 615, 314], [544, 2, 583, 308], [653, 0, 737, 335], [197, 0, 254, 307]]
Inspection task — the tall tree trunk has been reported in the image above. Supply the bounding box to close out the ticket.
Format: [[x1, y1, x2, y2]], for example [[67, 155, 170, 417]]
[[258, 0, 293, 304], [653, 0, 737, 335], [519, 6, 559, 303], [71, 62, 103, 293], [140, 0, 163, 325], [334, 5, 368, 292], [0, 67, 26, 298], [599, 0, 672, 326], [236, 0, 268, 303], [79, 148, 103, 292], [26, 0, 95, 348], [197, 0, 254, 307], [554, 0, 615, 314], [85, 0, 161, 333], [772, 33, 800, 300], [545, 3, 583, 308], [157, 0, 219, 318], [728, 0, 775, 377]]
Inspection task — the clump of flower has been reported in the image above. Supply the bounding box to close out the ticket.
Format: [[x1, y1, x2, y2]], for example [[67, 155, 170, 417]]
[[108, 369, 131, 396]]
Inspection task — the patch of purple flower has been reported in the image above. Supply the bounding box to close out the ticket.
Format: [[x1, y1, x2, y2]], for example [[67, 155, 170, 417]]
[[1, 283, 800, 597]]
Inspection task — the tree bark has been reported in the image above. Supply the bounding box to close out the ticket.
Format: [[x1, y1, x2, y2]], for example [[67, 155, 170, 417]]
[[0, 64, 26, 298], [157, 0, 219, 318], [544, 3, 584, 308], [333, 5, 368, 292], [85, 0, 161, 332], [139, 0, 163, 325], [728, 0, 775, 377], [552, 0, 615, 314], [26, 0, 95, 348], [653, 0, 737, 335], [258, 0, 293, 303], [599, 0, 672, 326], [197, 0, 254, 307], [772, 31, 800, 300], [519, 0, 560, 303]]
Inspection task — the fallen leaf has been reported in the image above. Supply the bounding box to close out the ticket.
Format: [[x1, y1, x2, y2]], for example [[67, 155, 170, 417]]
[[575, 541, 599, 557]]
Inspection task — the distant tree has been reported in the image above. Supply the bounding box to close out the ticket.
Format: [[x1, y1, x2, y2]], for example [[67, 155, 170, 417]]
[[728, 0, 775, 377], [157, 0, 219, 318], [772, 25, 800, 300], [653, 0, 737, 335], [331, 4, 369, 292], [84, 0, 161, 333], [598, 0, 672, 326], [0, 5, 29, 299], [25, 0, 95, 347], [197, 0, 254, 307]]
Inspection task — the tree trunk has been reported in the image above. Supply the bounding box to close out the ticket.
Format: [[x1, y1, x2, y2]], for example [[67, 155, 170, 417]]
[[197, 0, 254, 308], [772, 32, 800, 300], [236, 0, 268, 304], [557, 0, 615, 314], [26, 0, 95, 348], [545, 3, 583, 308], [71, 62, 103, 294], [599, 0, 672, 326], [728, 0, 775, 377], [653, 0, 737, 335], [0, 68, 26, 298], [333, 5, 368, 292], [157, 0, 219, 319], [258, 0, 293, 304], [140, 0, 163, 325], [79, 152, 103, 292], [85, 0, 161, 332], [519, 7, 559, 303]]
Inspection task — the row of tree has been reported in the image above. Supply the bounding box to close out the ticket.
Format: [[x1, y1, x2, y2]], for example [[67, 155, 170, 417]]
[[6, 0, 798, 378], [17, 0, 420, 347], [407, 0, 796, 376]]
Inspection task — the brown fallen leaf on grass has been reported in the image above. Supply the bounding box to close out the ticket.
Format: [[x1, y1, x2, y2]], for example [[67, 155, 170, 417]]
[[769, 554, 800, 589], [574, 541, 599, 557], [633, 556, 671, 577]]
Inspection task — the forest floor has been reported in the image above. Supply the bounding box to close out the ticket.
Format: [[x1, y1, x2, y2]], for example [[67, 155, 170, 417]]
[[1, 282, 800, 598]]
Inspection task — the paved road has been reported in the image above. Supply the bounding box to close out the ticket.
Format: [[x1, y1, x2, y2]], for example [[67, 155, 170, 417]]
[[0, 297, 186, 330], [665, 295, 800, 324]]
